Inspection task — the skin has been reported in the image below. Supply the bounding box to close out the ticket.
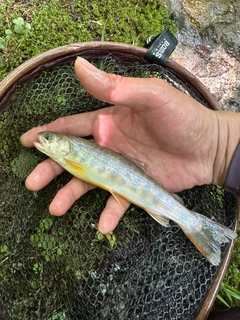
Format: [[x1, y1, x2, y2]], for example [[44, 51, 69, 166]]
[[20, 57, 240, 234]]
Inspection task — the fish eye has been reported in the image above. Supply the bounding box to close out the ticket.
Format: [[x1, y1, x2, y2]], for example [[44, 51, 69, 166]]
[[44, 132, 54, 141]]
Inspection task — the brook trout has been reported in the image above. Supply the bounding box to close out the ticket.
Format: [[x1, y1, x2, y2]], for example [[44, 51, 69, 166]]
[[34, 132, 237, 265]]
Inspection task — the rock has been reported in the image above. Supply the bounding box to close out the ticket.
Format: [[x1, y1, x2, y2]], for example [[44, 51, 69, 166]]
[[161, 0, 240, 111], [168, 0, 240, 59], [182, 0, 236, 27]]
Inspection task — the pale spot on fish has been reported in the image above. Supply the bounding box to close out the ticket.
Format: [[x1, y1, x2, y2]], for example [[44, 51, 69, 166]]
[[109, 174, 125, 185], [138, 187, 159, 205]]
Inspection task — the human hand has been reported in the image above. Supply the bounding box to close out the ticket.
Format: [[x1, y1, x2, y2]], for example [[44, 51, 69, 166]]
[[20, 57, 240, 233]]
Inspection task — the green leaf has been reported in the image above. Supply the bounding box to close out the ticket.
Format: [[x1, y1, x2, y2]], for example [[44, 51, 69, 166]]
[[0, 244, 8, 253], [0, 37, 6, 50], [96, 230, 104, 241], [5, 29, 12, 40], [47, 239, 53, 249], [47, 311, 65, 320], [218, 282, 240, 307], [217, 294, 231, 308], [57, 96, 67, 105], [42, 241, 48, 250], [30, 234, 36, 244], [224, 284, 240, 300], [13, 17, 24, 26], [33, 262, 42, 273], [45, 254, 51, 262], [25, 23, 31, 31], [109, 239, 115, 249], [57, 248, 62, 255], [13, 17, 31, 35], [39, 218, 53, 230]]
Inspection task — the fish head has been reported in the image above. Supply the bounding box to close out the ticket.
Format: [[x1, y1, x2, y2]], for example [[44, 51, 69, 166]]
[[34, 132, 71, 159]]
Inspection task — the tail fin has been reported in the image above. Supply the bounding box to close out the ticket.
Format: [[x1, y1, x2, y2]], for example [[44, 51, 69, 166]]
[[180, 211, 237, 266]]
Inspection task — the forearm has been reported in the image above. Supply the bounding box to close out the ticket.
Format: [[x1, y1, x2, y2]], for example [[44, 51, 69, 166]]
[[212, 111, 240, 187]]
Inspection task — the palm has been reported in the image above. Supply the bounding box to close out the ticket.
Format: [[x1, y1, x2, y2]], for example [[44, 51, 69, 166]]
[[92, 100, 214, 192]]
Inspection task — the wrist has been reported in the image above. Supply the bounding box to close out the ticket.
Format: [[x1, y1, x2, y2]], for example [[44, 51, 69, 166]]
[[212, 111, 240, 188]]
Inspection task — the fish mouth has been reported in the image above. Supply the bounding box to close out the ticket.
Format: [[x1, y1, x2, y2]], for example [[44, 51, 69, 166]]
[[33, 133, 46, 151]]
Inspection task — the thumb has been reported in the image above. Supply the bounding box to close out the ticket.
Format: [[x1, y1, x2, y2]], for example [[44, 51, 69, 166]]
[[74, 57, 174, 109]]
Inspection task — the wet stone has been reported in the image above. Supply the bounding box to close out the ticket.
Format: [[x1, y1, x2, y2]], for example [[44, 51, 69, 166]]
[[162, 0, 240, 111], [182, 0, 236, 27]]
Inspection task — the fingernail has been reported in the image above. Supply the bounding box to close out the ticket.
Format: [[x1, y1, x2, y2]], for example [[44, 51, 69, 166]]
[[75, 57, 97, 72]]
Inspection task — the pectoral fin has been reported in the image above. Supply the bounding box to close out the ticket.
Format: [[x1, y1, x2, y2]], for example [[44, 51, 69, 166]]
[[145, 209, 170, 227], [64, 159, 87, 177], [121, 154, 147, 174]]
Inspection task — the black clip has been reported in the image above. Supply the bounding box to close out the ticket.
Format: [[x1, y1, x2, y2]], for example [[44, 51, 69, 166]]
[[144, 29, 178, 65]]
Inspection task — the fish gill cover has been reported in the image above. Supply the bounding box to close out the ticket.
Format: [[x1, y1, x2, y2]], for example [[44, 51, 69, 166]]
[[0, 53, 237, 319]]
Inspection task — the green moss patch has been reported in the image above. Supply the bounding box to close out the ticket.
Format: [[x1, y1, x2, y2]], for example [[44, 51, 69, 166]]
[[0, 0, 177, 81]]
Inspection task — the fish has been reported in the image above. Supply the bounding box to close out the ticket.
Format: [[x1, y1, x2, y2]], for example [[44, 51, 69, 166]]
[[34, 131, 237, 266]]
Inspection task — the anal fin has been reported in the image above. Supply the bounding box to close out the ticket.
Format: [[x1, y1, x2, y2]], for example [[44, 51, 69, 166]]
[[145, 209, 170, 227]]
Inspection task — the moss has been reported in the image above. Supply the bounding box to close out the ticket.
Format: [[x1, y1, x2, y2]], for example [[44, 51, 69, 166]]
[[11, 150, 40, 179], [0, 0, 177, 81]]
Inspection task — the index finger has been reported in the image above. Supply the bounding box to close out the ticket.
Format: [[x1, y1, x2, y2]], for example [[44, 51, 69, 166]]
[[20, 111, 97, 147]]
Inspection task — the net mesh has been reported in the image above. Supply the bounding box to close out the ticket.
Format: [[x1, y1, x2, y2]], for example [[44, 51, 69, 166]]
[[0, 52, 237, 320]]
